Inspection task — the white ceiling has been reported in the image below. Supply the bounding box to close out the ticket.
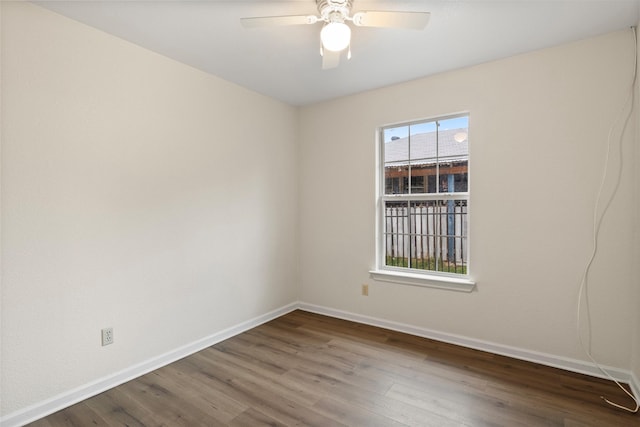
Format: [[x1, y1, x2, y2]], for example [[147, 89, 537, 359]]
[[35, 0, 640, 106]]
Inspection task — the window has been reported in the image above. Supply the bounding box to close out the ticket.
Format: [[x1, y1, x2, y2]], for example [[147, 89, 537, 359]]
[[373, 115, 473, 290]]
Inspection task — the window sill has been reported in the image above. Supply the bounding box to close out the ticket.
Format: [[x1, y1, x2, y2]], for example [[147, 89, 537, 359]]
[[369, 269, 476, 292]]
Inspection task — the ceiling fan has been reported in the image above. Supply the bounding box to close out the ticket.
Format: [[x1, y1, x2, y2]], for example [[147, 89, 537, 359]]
[[241, 0, 430, 70]]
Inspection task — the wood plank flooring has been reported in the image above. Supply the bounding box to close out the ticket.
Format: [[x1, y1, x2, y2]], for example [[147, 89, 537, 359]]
[[29, 310, 639, 426]]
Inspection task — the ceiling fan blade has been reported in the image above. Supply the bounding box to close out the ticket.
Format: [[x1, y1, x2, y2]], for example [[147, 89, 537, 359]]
[[240, 15, 318, 28], [322, 49, 341, 70], [352, 11, 430, 30]]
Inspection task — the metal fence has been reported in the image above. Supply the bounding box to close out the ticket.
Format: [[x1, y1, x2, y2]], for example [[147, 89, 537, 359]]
[[384, 200, 468, 273]]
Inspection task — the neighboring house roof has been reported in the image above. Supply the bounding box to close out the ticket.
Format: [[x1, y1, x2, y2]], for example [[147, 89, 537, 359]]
[[384, 128, 469, 166]]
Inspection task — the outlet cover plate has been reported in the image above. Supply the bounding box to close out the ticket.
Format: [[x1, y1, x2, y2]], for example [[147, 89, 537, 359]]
[[101, 327, 114, 346]]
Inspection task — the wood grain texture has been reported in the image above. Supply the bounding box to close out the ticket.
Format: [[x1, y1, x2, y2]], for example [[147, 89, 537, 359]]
[[28, 310, 639, 426]]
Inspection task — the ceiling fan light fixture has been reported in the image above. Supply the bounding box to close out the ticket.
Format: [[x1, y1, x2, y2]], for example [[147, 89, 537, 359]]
[[321, 22, 351, 52]]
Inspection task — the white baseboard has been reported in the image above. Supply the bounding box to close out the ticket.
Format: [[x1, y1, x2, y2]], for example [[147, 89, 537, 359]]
[[0, 302, 298, 427], [298, 302, 636, 386], [3, 301, 637, 426]]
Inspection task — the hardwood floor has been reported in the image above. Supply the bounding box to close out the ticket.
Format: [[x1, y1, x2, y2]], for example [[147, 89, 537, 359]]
[[29, 310, 639, 426]]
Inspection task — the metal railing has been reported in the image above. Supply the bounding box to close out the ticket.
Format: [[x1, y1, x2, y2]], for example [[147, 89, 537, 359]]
[[384, 200, 468, 274]]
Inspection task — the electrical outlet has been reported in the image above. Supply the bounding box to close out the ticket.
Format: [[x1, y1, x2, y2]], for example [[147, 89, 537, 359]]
[[101, 327, 114, 346], [362, 284, 369, 296]]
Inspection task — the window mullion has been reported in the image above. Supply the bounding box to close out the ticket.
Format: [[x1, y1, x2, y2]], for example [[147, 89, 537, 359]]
[[382, 193, 468, 202]]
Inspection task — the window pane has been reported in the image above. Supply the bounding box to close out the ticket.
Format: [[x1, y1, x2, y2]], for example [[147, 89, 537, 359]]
[[385, 165, 409, 194], [408, 200, 468, 274], [384, 126, 409, 194], [384, 201, 409, 267], [384, 125, 409, 145], [408, 200, 439, 271], [436, 169, 468, 192], [438, 116, 468, 193], [384, 126, 409, 163], [409, 121, 437, 194]]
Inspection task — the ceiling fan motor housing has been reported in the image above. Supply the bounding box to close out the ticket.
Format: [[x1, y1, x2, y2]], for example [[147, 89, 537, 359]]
[[317, 0, 352, 21]]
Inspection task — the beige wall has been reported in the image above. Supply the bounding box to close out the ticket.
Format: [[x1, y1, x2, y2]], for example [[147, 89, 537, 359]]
[[3, 1, 639, 421], [1, 2, 298, 416], [299, 30, 637, 369]]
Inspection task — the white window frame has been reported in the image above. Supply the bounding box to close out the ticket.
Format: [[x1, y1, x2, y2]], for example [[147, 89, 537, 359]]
[[370, 114, 476, 292]]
